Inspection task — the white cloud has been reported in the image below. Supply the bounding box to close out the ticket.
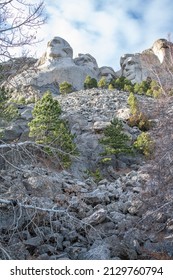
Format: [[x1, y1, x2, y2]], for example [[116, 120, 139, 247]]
[[25, 0, 173, 70]]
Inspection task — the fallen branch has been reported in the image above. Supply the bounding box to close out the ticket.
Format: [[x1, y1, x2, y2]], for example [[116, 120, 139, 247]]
[[0, 198, 65, 213]]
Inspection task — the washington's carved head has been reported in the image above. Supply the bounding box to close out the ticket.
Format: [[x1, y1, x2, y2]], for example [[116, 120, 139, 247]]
[[46, 37, 73, 59], [37, 36, 73, 66]]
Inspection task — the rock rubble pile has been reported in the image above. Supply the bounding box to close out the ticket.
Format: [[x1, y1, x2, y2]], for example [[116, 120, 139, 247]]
[[1, 89, 173, 260]]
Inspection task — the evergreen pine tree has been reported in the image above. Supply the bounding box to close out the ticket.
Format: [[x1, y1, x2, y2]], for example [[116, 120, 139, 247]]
[[98, 77, 107, 89], [84, 75, 98, 89], [100, 118, 133, 162], [59, 81, 73, 94], [28, 91, 77, 167]]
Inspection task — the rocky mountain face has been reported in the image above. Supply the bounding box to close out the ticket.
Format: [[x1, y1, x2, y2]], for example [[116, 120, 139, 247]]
[[2, 37, 173, 97], [121, 38, 173, 87], [1, 38, 173, 260], [4, 36, 117, 96]]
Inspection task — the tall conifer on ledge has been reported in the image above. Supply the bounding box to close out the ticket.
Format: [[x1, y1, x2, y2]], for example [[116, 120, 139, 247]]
[[28, 91, 77, 167], [100, 118, 133, 162]]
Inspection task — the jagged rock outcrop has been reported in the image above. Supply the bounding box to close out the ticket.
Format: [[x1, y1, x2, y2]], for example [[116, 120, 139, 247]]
[[120, 38, 173, 86]]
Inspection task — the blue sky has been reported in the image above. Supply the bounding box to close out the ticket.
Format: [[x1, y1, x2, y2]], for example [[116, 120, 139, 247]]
[[33, 0, 173, 70]]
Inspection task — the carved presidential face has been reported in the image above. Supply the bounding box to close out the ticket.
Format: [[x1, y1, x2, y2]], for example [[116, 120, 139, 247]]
[[46, 37, 73, 60], [99, 66, 116, 82], [120, 54, 142, 83], [74, 53, 98, 71]]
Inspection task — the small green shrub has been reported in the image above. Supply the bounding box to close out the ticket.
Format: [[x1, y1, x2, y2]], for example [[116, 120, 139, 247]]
[[0, 86, 8, 103], [108, 84, 115, 90], [127, 92, 151, 131], [2, 104, 19, 121], [134, 80, 150, 95], [26, 96, 37, 104], [134, 79, 162, 97], [110, 76, 133, 91], [17, 96, 26, 104], [98, 77, 107, 89], [86, 168, 103, 183], [84, 75, 98, 89], [134, 132, 154, 157], [60, 81, 73, 94], [0, 128, 4, 139], [128, 112, 151, 131], [124, 84, 134, 92], [108, 77, 162, 98], [127, 92, 139, 114]]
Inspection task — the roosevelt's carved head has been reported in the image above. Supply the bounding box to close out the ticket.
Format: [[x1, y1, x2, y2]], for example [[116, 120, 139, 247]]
[[74, 53, 98, 71], [99, 66, 116, 82]]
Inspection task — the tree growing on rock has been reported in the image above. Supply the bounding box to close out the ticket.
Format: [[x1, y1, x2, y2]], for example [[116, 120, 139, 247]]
[[28, 91, 77, 167], [59, 81, 73, 94], [127, 92, 151, 131], [100, 118, 133, 163], [134, 132, 154, 158], [84, 75, 98, 89], [98, 77, 107, 89]]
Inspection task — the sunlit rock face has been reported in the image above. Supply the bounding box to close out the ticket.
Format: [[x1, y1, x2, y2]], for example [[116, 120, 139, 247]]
[[120, 39, 173, 86], [5, 37, 173, 94], [9, 37, 100, 92], [152, 38, 171, 63]]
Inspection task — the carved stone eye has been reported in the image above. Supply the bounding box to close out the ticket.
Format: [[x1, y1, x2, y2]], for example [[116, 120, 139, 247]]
[[48, 39, 62, 46], [127, 61, 135, 66], [52, 39, 61, 44]]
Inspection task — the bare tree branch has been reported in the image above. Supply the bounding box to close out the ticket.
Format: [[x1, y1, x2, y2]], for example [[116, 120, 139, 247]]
[[0, 0, 46, 62]]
